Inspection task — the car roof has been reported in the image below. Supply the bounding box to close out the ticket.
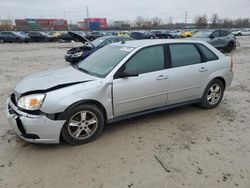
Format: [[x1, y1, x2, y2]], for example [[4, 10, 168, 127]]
[[111, 39, 207, 48]]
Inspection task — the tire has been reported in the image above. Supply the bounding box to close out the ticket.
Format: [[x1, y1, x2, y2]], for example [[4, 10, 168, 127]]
[[200, 79, 225, 109], [16, 38, 22, 43], [224, 41, 234, 53], [61, 104, 104, 145], [0, 39, 4, 43]]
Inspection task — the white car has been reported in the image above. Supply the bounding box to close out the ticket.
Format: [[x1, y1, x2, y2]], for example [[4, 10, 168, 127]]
[[231, 29, 242, 36], [241, 29, 250, 36]]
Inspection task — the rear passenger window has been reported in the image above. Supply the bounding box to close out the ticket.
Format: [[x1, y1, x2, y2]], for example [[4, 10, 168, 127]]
[[197, 44, 218, 61], [220, 30, 229, 37], [125, 45, 164, 74], [169, 44, 201, 68]]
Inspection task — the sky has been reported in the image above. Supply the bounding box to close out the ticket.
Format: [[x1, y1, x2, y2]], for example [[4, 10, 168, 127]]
[[0, 0, 249, 23]]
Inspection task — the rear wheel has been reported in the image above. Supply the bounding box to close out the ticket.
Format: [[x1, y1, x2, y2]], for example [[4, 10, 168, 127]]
[[200, 79, 225, 109], [61, 104, 104, 145]]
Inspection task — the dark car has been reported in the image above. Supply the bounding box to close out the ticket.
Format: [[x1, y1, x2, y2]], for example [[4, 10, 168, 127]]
[[28, 32, 48, 42], [58, 32, 74, 43], [0, 31, 30, 43], [130, 31, 155, 40], [65, 32, 132, 63], [85, 31, 104, 41], [191, 29, 237, 53], [152, 30, 172, 39]]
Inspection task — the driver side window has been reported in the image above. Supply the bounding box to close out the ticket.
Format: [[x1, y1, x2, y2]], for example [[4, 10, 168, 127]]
[[125, 45, 165, 75]]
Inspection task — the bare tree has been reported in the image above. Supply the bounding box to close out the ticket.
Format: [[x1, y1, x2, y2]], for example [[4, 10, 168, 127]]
[[194, 14, 208, 28], [210, 13, 219, 28], [135, 16, 144, 28], [152, 17, 162, 27]]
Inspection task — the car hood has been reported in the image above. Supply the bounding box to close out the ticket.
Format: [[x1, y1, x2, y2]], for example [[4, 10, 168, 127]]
[[14, 66, 96, 95], [68, 31, 92, 44]]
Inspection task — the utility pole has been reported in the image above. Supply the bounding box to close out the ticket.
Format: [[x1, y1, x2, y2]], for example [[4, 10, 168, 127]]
[[86, 6, 89, 30], [182, 11, 189, 28], [184, 11, 188, 25]]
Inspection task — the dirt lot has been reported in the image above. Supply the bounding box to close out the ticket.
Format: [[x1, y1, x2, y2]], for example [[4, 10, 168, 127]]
[[0, 37, 250, 188]]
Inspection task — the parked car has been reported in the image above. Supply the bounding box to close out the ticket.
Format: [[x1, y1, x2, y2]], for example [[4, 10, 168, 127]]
[[130, 31, 155, 39], [0, 31, 30, 43], [6, 39, 233, 145], [180, 31, 193, 38], [152, 30, 172, 39], [58, 32, 74, 43], [86, 31, 104, 41], [45, 31, 62, 42], [65, 32, 132, 63], [169, 30, 181, 38], [28, 32, 48, 42], [241, 29, 250, 36], [118, 31, 130, 37], [191, 29, 236, 53], [231, 29, 242, 36]]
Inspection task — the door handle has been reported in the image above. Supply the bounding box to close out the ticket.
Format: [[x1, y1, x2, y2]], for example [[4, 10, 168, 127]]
[[199, 67, 208, 72], [156, 75, 168, 80]]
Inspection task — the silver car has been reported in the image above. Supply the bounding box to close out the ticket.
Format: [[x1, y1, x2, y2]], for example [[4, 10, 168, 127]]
[[6, 40, 233, 145]]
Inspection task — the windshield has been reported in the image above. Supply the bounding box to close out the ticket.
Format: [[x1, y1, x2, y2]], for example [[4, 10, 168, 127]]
[[193, 31, 212, 38], [88, 38, 105, 48], [76, 45, 134, 77]]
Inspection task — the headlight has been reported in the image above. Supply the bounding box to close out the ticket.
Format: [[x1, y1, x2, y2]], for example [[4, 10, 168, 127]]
[[17, 94, 46, 110], [72, 52, 83, 57]]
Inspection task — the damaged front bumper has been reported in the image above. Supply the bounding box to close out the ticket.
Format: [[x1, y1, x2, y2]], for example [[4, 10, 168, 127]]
[[6, 97, 65, 144]]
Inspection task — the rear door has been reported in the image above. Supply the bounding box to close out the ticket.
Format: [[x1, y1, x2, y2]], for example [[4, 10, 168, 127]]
[[210, 31, 223, 48], [219, 30, 231, 46], [166, 43, 218, 105], [113, 45, 169, 116]]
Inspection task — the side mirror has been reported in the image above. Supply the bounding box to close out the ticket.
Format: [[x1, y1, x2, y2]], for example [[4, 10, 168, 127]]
[[210, 35, 215, 39], [119, 69, 139, 78]]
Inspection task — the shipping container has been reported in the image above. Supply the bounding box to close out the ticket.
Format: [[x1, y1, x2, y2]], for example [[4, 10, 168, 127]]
[[89, 22, 100, 30]]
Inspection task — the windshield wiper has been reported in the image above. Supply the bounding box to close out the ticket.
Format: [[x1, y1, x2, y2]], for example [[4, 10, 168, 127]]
[[73, 64, 98, 77], [75, 64, 90, 74]]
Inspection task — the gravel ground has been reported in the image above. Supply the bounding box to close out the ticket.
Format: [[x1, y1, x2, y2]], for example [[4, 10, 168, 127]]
[[0, 37, 250, 188]]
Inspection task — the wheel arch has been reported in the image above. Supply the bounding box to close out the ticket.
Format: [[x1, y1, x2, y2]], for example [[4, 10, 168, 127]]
[[58, 99, 108, 123], [213, 77, 226, 88]]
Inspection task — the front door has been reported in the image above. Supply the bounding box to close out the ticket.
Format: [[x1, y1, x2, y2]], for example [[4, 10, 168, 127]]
[[113, 45, 169, 116]]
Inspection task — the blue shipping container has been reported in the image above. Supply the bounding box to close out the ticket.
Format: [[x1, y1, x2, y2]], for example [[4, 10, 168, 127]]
[[89, 22, 100, 31]]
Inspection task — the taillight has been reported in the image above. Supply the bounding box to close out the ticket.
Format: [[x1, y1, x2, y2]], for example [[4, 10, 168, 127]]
[[230, 57, 234, 72]]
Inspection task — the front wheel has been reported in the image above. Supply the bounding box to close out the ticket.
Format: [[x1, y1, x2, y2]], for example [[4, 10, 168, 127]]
[[200, 79, 225, 109], [61, 104, 104, 145]]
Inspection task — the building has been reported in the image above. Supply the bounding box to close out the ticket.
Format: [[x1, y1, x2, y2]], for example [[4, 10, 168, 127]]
[[84, 18, 107, 30], [15, 18, 68, 31]]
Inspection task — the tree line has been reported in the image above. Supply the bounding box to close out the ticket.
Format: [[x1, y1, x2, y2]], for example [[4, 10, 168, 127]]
[[194, 13, 250, 28]]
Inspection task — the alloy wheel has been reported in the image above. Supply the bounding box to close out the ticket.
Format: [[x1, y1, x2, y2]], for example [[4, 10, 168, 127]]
[[68, 111, 98, 140], [206, 84, 221, 105]]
